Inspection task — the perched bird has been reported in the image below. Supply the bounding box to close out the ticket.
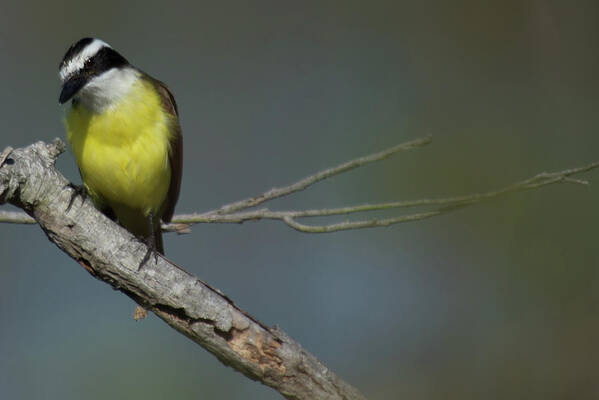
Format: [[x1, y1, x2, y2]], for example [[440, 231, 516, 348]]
[[58, 38, 182, 261]]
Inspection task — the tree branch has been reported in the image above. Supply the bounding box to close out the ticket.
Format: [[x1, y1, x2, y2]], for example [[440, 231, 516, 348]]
[[0, 140, 365, 400], [3, 136, 598, 236], [164, 144, 598, 233], [212, 135, 432, 214], [2, 137, 598, 399]]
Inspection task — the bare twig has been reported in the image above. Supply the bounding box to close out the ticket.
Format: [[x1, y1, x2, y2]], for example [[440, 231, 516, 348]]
[[162, 161, 599, 234], [3, 137, 598, 236], [281, 211, 444, 233], [213, 135, 432, 214], [0, 210, 36, 224]]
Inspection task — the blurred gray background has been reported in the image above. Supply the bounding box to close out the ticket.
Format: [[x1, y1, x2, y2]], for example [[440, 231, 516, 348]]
[[1, 1, 598, 399]]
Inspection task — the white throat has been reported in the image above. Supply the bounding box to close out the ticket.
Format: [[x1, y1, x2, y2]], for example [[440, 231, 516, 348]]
[[75, 67, 139, 112]]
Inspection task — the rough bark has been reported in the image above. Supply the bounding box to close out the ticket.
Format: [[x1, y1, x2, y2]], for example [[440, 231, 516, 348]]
[[0, 140, 366, 400]]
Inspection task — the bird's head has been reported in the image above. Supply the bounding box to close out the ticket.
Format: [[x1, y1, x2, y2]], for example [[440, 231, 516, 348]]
[[59, 37, 135, 110]]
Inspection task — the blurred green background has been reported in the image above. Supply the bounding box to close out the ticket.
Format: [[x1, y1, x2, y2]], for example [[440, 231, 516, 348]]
[[1, 1, 598, 399]]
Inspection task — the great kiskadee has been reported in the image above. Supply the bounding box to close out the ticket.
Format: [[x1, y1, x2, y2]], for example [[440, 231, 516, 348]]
[[58, 38, 182, 260]]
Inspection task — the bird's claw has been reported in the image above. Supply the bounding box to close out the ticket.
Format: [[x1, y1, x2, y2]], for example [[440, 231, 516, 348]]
[[64, 182, 87, 212], [138, 237, 160, 270]]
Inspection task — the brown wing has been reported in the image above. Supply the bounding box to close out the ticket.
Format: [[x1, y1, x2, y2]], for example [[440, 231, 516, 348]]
[[147, 76, 183, 223]]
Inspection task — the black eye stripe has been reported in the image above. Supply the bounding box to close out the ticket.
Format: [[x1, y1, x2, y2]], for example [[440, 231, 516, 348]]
[[62, 46, 129, 79], [60, 38, 130, 78], [86, 47, 129, 75]]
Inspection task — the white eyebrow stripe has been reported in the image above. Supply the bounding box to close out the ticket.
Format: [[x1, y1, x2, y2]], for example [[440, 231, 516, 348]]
[[59, 39, 111, 82]]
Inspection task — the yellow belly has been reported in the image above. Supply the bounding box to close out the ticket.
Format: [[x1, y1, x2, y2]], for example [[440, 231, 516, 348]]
[[65, 79, 174, 224]]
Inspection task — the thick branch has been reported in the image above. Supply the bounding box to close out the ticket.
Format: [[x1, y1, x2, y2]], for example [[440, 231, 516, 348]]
[[0, 140, 365, 400]]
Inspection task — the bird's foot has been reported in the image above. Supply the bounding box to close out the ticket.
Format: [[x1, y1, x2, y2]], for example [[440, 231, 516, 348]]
[[64, 182, 87, 212], [138, 237, 160, 270]]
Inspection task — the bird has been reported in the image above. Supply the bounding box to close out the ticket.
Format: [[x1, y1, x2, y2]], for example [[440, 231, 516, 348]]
[[58, 37, 182, 263]]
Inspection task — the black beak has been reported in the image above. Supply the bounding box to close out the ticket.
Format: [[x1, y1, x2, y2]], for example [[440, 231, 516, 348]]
[[59, 75, 88, 104]]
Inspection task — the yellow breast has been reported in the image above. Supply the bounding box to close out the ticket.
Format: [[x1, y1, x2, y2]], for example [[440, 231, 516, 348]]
[[65, 79, 174, 217]]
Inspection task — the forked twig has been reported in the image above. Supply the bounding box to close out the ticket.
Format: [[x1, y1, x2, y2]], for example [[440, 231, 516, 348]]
[[2, 137, 598, 235]]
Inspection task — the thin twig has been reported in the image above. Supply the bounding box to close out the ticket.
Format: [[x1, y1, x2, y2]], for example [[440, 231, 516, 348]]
[[2, 139, 598, 235], [161, 160, 599, 233], [214, 136, 432, 214], [282, 211, 443, 233], [0, 210, 35, 224]]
